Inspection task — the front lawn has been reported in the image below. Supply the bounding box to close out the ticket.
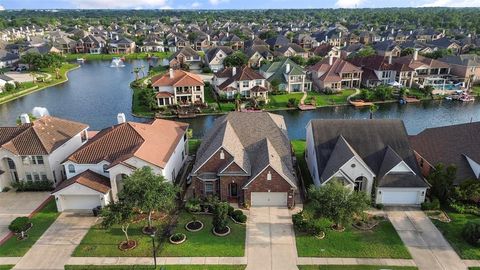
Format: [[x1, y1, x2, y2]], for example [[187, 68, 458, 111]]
[[298, 266, 417, 270], [0, 199, 59, 257], [432, 212, 480, 259], [73, 211, 245, 257], [267, 89, 355, 109], [65, 266, 245, 270], [0, 266, 13, 270], [296, 218, 411, 258], [188, 139, 202, 154]]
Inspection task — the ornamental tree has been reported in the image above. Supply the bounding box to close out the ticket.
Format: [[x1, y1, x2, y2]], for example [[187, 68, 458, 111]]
[[101, 200, 135, 245], [309, 181, 370, 230]]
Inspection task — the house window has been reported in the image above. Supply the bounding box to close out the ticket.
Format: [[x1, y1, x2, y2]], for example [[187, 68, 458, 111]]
[[242, 81, 249, 88], [81, 130, 87, 142], [31, 156, 37, 165], [22, 156, 30, 165], [26, 173, 32, 182], [205, 181, 214, 195], [33, 173, 40, 181], [103, 164, 109, 173], [419, 159, 424, 168], [36, 156, 44, 165], [220, 150, 225, 160], [68, 164, 75, 174], [255, 80, 262, 86], [267, 171, 272, 181], [40, 173, 48, 181]]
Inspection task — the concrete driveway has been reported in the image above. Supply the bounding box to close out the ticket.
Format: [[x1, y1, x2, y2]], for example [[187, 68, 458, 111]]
[[0, 192, 50, 241], [13, 212, 97, 270], [387, 207, 467, 270], [246, 207, 298, 270]]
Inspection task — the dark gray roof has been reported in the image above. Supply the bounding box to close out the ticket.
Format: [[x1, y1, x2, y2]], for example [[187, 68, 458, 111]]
[[310, 119, 428, 188], [319, 135, 355, 183]]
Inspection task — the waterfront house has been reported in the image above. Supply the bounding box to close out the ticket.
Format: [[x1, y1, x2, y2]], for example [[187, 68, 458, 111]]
[[212, 66, 268, 100], [204, 46, 234, 72], [152, 68, 205, 106], [0, 115, 89, 192], [260, 58, 312, 93], [108, 36, 136, 54], [169, 46, 202, 70], [53, 115, 189, 212], [308, 56, 363, 92], [75, 35, 106, 54], [348, 55, 397, 87], [305, 119, 428, 205], [438, 54, 480, 86], [409, 122, 480, 185], [189, 112, 297, 207]]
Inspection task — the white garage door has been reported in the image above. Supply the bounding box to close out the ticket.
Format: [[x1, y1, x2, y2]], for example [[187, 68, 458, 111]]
[[381, 190, 419, 205], [251, 192, 287, 206], [62, 195, 101, 211]]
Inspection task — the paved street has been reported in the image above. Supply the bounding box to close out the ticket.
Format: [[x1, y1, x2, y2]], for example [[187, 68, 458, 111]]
[[0, 192, 50, 242], [387, 207, 467, 270], [13, 212, 97, 270], [246, 207, 298, 270]]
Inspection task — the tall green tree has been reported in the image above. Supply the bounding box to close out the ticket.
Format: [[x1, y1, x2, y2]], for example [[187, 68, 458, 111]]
[[309, 181, 370, 230], [121, 167, 179, 232], [224, 51, 248, 67], [428, 164, 456, 204], [101, 200, 135, 247]]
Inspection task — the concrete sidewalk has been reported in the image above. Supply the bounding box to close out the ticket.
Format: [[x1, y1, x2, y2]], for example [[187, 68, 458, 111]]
[[67, 257, 247, 265], [0, 257, 21, 265], [387, 207, 467, 270], [297, 257, 416, 266]]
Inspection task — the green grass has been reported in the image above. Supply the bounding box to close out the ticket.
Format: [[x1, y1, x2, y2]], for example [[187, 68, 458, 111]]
[[472, 86, 480, 96], [0, 199, 59, 257], [296, 218, 411, 258], [266, 89, 355, 109], [432, 212, 480, 259], [298, 266, 417, 270], [131, 87, 155, 118], [291, 140, 314, 191], [64, 52, 171, 61], [188, 139, 201, 154], [65, 266, 245, 270], [0, 266, 13, 270], [73, 211, 245, 257], [204, 85, 217, 104]]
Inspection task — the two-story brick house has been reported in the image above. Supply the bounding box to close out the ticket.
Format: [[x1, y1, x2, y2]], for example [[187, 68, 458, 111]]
[[189, 112, 298, 208], [212, 66, 268, 100], [308, 56, 363, 92], [152, 69, 205, 106]]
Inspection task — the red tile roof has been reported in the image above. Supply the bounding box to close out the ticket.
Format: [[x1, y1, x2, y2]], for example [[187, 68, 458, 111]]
[[151, 70, 204, 87], [53, 169, 111, 194]]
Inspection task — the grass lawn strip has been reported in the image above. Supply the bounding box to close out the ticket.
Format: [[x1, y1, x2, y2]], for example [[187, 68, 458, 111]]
[[295, 215, 411, 258], [65, 266, 245, 270], [432, 212, 480, 259], [0, 266, 13, 270], [73, 211, 245, 257], [291, 140, 314, 191], [298, 266, 417, 270], [0, 200, 59, 257]]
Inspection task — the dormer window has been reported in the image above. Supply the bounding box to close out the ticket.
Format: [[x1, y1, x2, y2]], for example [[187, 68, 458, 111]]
[[68, 164, 76, 174], [267, 171, 272, 181], [103, 164, 109, 173], [220, 150, 225, 160]]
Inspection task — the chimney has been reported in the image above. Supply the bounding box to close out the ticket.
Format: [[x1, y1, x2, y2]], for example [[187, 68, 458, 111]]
[[391, 28, 394, 34], [207, 34, 210, 42], [20, 113, 30, 124], [285, 63, 291, 73], [251, 33, 255, 40], [388, 55, 392, 65], [343, 41, 347, 47], [169, 68, 174, 79], [339, 31, 342, 38], [117, 113, 126, 124], [413, 50, 418, 61], [115, 35, 119, 41], [329, 55, 333, 66], [232, 67, 236, 76]]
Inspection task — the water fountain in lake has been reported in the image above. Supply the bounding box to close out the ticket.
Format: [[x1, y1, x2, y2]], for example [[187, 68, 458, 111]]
[[110, 57, 125, 67], [32, 107, 49, 118]]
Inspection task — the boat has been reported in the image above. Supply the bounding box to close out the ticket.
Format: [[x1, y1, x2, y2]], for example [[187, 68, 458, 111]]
[[445, 96, 453, 101], [76, 58, 85, 63], [349, 99, 374, 107]]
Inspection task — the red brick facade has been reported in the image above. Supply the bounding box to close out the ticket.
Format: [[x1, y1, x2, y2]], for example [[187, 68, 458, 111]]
[[243, 166, 295, 208]]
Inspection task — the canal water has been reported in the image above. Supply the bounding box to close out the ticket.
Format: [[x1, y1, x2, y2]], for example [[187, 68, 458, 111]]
[[0, 60, 479, 139]]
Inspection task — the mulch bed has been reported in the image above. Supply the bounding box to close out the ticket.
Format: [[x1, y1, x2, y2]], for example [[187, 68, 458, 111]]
[[185, 220, 204, 232], [118, 240, 137, 251], [142, 226, 158, 235], [212, 226, 231, 237]]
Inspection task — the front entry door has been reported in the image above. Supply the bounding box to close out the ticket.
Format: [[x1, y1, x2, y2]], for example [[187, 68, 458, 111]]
[[229, 183, 238, 197]]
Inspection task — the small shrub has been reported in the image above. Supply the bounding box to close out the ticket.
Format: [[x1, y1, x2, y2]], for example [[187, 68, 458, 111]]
[[12, 180, 54, 192], [287, 98, 298, 107], [202, 67, 212, 73], [185, 198, 201, 213], [9, 217, 31, 233], [213, 202, 229, 231], [170, 233, 185, 242], [421, 198, 440, 210], [228, 205, 235, 216], [450, 202, 480, 216], [462, 221, 480, 246], [375, 203, 384, 210], [292, 211, 308, 232], [2, 187, 11, 192], [232, 209, 247, 223]]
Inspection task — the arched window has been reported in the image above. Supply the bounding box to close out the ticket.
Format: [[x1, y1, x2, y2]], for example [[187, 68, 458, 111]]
[[68, 164, 75, 174], [103, 164, 109, 173]]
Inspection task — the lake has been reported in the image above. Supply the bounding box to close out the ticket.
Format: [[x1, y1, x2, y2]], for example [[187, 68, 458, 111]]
[[0, 60, 479, 139]]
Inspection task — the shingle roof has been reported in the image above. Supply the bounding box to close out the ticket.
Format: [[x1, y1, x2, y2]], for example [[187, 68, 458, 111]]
[[217, 66, 264, 91], [409, 122, 480, 184], [309, 57, 362, 83], [67, 119, 189, 169], [0, 116, 88, 155], [192, 112, 296, 189], [151, 70, 204, 87], [52, 169, 111, 194], [310, 119, 427, 188]]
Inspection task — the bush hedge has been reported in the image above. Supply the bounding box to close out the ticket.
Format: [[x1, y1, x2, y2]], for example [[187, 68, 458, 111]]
[[231, 209, 247, 223], [12, 180, 54, 192], [421, 198, 440, 210], [462, 221, 480, 246], [9, 217, 31, 233]]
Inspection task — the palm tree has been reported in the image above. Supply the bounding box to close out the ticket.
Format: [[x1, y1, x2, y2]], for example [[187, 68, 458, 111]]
[[369, 104, 379, 119], [132, 65, 145, 81]]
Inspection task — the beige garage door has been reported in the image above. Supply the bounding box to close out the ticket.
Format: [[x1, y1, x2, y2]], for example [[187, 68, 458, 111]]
[[251, 192, 287, 206], [62, 195, 101, 211]]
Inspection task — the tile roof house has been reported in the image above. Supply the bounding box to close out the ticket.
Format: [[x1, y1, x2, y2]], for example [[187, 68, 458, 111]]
[[308, 56, 363, 92], [409, 122, 480, 185], [438, 54, 480, 86], [260, 58, 312, 93], [189, 112, 297, 207], [348, 55, 397, 87], [53, 115, 189, 212], [151, 69, 205, 106], [0, 115, 89, 192], [212, 66, 268, 100], [169, 46, 202, 70], [305, 119, 428, 205]]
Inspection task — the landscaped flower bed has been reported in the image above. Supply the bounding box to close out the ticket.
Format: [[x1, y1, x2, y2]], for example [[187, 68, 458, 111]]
[[169, 233, 187, 245], [212, 225, 231, 237], [185, 220, 204, 232]]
